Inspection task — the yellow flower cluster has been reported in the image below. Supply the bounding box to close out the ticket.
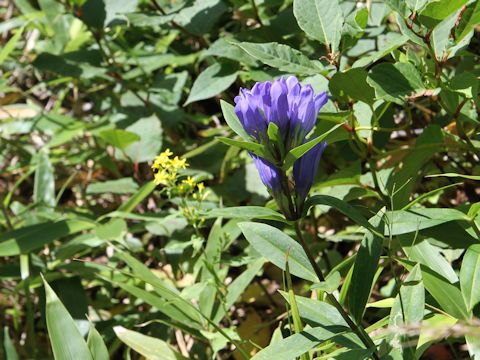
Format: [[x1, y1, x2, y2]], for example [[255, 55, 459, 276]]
[[151, 149, 207, 200], [151, 149, 187, 186]]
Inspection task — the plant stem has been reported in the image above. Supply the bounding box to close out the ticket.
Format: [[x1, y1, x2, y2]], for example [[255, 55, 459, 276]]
[[293, 221, 380, 360]]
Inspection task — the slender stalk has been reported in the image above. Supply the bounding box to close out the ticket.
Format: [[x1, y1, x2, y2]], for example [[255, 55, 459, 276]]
[[293, 221, 380, 360]]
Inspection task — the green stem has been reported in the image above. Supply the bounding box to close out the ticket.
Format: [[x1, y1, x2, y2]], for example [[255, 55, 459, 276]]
[[293, 221, 380, 360]]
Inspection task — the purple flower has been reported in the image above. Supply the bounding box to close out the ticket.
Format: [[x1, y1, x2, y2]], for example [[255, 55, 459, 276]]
[[233, 76, 328, 218], [234, 76, 327, 149], [250, 153, 282, 195], [293, 141, 327, 212]]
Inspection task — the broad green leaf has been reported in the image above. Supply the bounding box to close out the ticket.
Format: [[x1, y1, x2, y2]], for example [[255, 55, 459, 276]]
[[419, 0, 468, 28], [400, 236, 458, 283], [114, 326, 187, 360], [0, 219, 95, 256], [389, 264, 424, 358], [123, 115, 162, 163], [398, 259, 471, 320], [204, 206, 286, 223], [406, 0, 429, 13], [220, 100, 250, 140], [98, 129, 140, 150], [280, 292, 348, 329], [236, 42, 323, 76], [95, 218, 127, 241], [43, 277, 93, 360], [293, 0, 344, 53], [385, 208, 469, 235], [86, 324, 109, 360], [352, 33, 408, 68], [367, 62, 425, 104], [432, 11, 459, 61], [282, 124, 343, 171], [251, 327, 345, 360], [238, 222, 318, 282], [184, 62, 237, 105], [329, 68, 375, 104], [460, 244, 480, 311], [455, 1, 480, 42], [86, 178, 139, 195], [348, 210, 384, 323], [305, 195, 381, 236], [173, 0, 226, 36]]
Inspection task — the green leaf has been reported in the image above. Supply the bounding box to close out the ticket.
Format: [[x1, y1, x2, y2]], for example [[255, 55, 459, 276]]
[[460, 244, 480, 311], [236, 42, 323, 76], [419, 0, 468, 28], [123, 115, 162, 163], [455, 1, 480, 42], [282, 124, 343, 171], [431, 11, 458, 61], [426, 173, 480, 181], [217, 137, 267, 158], [400, 236, 458, 283], [367, 62, 425, 104], [33, 150, 55, 208], [42, 276, 93, 360], [389, 264, 424, 357], [406, 0, 429, 13], [305, 195, 382, 236], [329, 68, 375, 104], [173, 0, 226, 36], [293, 0, 344, 53], [95, 218, 127, 241], [398, 259, 471, 320], [86, 178, 139, 195], [310, 271, 341, 293], [117, 180, 156, 213], [86, 323, 109, 360], [204, 206, 287, 223], [348, 210, 384, 323], [0, 219, 95, 256], [220, 100, 250, 140], [0, 27, 23, 65], [280, 292, 349, 329], [3, 327, 19, 360], [238, 222, 318, 282], [98, 129, 140, 150], [114, 326, 187, 360], [385, 208, 469, 235], [352, 33, 409, 68], [184, 62, 237, 105], [251, 327, 345, 360]]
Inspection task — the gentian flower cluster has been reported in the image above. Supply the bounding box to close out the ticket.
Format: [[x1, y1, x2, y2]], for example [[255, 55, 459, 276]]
[[234, 76, 327, 219]]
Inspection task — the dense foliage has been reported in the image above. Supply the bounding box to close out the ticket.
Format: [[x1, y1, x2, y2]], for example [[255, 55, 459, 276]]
[[1, 0, 480, 359]]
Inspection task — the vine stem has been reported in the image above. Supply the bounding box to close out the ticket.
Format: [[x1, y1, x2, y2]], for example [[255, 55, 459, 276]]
[[293, 221, 380, 360]]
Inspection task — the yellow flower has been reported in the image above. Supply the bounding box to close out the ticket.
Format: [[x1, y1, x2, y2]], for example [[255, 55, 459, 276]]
[[171, 156, 187, 170], [197, 182, 205, 192], [183, 176, 195, 187]]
